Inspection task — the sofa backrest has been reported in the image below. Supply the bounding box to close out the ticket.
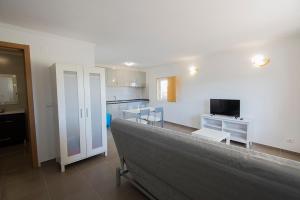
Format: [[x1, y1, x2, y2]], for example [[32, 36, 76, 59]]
[[111, 119, 300, 200]]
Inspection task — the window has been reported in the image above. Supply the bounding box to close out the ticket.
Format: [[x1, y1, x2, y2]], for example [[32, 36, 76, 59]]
[[157, 76, 176, 102], [157, 78, 168, 101]]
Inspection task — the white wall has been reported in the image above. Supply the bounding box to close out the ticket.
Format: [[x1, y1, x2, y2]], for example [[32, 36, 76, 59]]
[[147, 36, 300, 153], [0, 23, 96, 162]]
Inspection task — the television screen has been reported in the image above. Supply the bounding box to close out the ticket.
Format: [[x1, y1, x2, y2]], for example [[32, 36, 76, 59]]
[[210, 99, 240, 117]]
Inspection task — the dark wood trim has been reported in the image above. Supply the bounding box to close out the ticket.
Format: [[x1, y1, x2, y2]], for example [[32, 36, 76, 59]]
[[0, 41, 39, 168]]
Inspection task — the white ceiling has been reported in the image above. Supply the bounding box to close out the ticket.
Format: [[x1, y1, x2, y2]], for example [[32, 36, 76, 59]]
[[0, 0, 300, 67]]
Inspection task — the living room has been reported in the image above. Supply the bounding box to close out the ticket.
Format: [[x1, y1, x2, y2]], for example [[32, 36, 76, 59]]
[[0, 0, 299, 200], [146, 36, 300, 154]]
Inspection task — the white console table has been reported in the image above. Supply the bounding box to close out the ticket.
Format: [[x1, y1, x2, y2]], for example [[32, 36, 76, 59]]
[[200, 114, 252, 148]]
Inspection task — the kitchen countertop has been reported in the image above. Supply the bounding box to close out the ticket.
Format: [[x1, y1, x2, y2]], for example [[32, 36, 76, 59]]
[[106, 98, 149, 104], [0, 109, 25, 115]]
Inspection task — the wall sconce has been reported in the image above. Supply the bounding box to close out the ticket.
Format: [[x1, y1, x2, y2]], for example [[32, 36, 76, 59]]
[[251, 54, 270, 67], [189, 65, 198, 76]]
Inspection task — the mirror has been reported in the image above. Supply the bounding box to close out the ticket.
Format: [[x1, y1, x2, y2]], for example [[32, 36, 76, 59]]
[[0, 74, 18, 105]]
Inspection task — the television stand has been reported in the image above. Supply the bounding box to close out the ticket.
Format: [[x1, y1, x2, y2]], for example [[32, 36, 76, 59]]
[[200, 114, 252, 148]]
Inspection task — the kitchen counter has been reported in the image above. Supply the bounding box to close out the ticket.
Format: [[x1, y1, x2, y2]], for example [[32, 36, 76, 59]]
[[106, 99, 149, 119], [106, 98, 149, 105], [0, 109, 25, 116]]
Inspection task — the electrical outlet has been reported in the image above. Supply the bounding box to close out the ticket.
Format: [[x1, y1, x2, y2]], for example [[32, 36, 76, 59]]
[[286, 138, 295, 144]]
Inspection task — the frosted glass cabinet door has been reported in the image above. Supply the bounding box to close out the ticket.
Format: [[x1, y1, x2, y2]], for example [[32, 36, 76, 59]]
[[84, 67, 107, 157], [56, 65, 86, 163]]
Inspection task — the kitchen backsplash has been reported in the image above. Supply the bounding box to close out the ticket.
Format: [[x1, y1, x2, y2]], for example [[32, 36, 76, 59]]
[[106, 87, 148, 101]]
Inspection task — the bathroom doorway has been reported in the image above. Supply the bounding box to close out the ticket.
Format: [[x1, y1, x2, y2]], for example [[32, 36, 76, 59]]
[[0, 41, 38, 168]]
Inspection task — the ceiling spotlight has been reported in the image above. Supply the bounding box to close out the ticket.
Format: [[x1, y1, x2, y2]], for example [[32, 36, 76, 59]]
[[124, 62, 135, 67], [251, 54, 270, 67]]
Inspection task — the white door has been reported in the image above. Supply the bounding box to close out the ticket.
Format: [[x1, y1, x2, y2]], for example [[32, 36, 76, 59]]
[[56, 65, 86, 164], [84, 67, 107, 157]]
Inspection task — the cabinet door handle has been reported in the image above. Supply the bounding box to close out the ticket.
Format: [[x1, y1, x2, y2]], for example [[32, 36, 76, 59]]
[[86, 108, 89, 118], [80, 109, 83, 118]]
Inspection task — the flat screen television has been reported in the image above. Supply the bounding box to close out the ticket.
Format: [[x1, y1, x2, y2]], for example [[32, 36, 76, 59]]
[[210, 99, 240, 117]]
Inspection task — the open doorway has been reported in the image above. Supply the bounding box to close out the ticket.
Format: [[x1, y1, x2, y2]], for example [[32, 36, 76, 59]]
[[0, 41, 38, 168]]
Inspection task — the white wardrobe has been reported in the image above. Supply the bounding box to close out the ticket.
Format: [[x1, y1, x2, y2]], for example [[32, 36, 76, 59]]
[[50, 64, 107, 172]]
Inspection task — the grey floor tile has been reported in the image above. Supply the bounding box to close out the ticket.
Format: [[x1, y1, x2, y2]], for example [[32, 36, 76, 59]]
[[251, 143, 281, 156], [279, 150, 300, 162], [1, 172, 48, 200], [43, 168, 100, 200]]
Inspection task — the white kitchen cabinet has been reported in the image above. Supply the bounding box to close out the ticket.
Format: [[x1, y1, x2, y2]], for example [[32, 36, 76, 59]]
[[135, 71, 146, 87], [128, 71, 146, 87], [51, 64, 107, 172], [105, 68, 118, 87], [117, 69, 130, 86], [105, 68, 146, 87], [127, 71, 138, 87]]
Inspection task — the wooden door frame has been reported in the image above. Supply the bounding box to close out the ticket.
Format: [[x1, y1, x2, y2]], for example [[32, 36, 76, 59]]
[[0, 41, 39, 168]]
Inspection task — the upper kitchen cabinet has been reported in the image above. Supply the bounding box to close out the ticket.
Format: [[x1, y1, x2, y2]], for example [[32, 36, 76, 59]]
[[105, 68, 118, 87], [105, 68, 146, 88], [116, 69, 130, 86], [134, 71, 146, 87]]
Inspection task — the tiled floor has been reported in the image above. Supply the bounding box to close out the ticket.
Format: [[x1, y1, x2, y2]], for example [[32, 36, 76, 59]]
[[1, 122, 300, 200], [0, 131, 147, 200], [165, 122, 300, 161]]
